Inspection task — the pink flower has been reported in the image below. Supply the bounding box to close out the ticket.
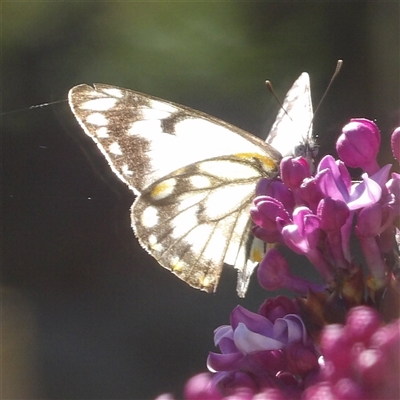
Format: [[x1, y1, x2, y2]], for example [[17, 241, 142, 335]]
[[255, 179, 295, 214], [257, 249, 324, 295], [280, 156, 311, 192], [184, 373, 223, 400], [391, 127, 400, 162], [258, 296, 299, 322], [159, 117, 400, 400], [207, 305, 318, 395], [251, 197, 291, 243], [336, 118, 381, 174], [281, 207, 321, 254], [317, 197, 350, 270], [314, 306, 400, 400], [315, 155, 387, 210]]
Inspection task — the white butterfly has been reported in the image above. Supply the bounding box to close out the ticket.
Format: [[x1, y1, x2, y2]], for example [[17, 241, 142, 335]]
[[68, 72, 314, 297]]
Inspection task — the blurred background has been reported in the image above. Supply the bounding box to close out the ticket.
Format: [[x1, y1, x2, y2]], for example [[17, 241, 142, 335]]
[[2, 2, 399, 399]]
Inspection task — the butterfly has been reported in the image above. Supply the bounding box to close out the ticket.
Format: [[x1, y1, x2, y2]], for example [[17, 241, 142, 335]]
[[68, 72, 314, 297]]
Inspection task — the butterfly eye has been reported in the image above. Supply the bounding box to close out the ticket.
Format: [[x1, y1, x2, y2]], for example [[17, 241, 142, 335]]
[[311, 144, 319, 158], [294, 144, 306, 157]]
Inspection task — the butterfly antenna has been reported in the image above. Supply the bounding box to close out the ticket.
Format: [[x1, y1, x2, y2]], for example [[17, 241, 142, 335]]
[[1, 99, 67, 116], [265, 80, 293, 121], [312, 59, 343, 119]]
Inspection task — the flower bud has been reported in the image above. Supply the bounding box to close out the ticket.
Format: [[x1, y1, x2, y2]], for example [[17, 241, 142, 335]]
[[258, 296, 299, 322], [320, 325, 355, 384], [286, 343, 319, 375], [344, 306, 382, 344], [251, 197, 291, 231], [336, 118, 381, 174], [318, 197, 350, 232], [355, 204, 386, 284], [391, 127, 400, 162], [387, 173, 400, 218], [257, 249, 290, 291], [298, 177, 324, 212], [280, 156, 311, 190], [256, 179, 295, 213], [282, 207, 321, 253], [183, 373, 222, 400], [355, 203, 382, 237]]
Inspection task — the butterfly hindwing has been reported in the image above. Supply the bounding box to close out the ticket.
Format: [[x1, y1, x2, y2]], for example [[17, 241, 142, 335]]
[[68, 84, 282, 296], [132, 155, 265, 293]]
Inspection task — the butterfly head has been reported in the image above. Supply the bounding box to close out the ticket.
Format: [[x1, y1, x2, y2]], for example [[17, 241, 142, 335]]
[[293, 136, 319, 170]]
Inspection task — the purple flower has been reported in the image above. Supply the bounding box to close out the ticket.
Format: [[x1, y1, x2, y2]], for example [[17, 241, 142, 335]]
[[280, 156, 311, 193], [355, 203, 387, 284], [281, 207, 321, 254], [257, 249, 324, 295], [317, 197, 350, 270], [258, 296, 299, 322], [318, 197, 350, 233], [207, 305, 318, 394], [336, 118, 381, 174], [255, 179, 295, 214], [391, 126, 400, 162], [281, 207, 334, 283], [313, 156, 392, 276], [256, 249, 290, 292], [386, 172, 400, 218], [298, 177, 324, 213], [160, 116, 400, 400], [183, 373, 223, 400], [155, 394, 176, 400], [208, 305, 305, 359], [315, 155, 386, 211], [313, 306, 400, 400], [251, 197, 291, 243]]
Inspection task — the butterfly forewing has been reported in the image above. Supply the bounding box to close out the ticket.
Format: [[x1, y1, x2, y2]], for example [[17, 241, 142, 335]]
[[266, 72, 314, 159], [68, 84, 282, 296], [69, 84, 281, 194]]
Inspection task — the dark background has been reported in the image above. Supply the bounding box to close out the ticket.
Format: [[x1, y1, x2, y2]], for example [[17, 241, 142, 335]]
[[2, 2, 399, 399]]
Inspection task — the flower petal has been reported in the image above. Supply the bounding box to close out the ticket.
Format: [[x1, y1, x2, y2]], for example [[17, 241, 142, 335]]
[[230, 306, 274, 336], [317, 156, 351, 200], [207, 351, 244, 372], [214, 325, 233, 346], [234, 323, 284, 353], [348, 173, 382, 210], [273, 314, 307, 345]]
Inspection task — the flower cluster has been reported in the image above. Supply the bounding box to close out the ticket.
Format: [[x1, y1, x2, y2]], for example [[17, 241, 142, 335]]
[[157, 119, 400, 400]]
